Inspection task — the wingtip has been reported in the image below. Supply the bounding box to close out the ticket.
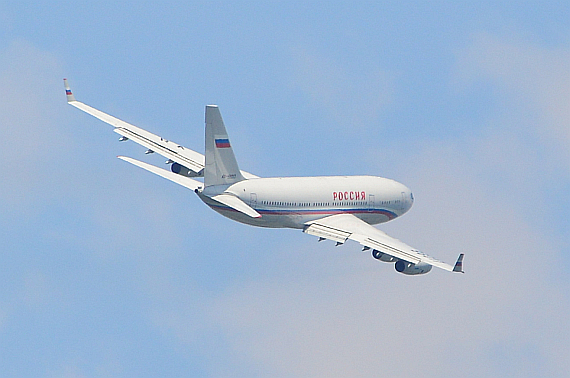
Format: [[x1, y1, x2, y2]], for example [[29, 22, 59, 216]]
[[453, 253, 465, 273]]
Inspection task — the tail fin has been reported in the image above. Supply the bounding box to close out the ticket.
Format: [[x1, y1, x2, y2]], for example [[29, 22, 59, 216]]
[[204, 105, 245, 187]]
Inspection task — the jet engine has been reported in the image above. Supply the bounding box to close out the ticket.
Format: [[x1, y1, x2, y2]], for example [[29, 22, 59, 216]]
[[371, 249, 397, 262], [395, 260, 432, 275], [171, 162, 203, 177]]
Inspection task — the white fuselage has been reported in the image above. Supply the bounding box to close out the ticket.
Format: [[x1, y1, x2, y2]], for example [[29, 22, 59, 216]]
[[198, 175, 414, 229]]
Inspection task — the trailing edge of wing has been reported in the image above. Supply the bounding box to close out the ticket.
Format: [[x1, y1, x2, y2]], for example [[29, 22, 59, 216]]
[[305, 214, 458, 272], [118, 156, 201, 191], [210, 194, 261, 218]]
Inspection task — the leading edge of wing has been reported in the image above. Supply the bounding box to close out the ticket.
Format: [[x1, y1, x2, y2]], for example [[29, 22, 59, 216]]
[[304, 213, 458, 272]]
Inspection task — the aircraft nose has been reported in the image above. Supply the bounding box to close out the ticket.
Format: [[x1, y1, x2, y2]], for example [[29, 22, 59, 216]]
[[400, 184, 414, 212]]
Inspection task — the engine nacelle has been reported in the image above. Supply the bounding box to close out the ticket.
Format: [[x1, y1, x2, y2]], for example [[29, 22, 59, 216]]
[[171, 162, 204, 177], [372, 249, 397, 262], [395, 260, 432, 275]]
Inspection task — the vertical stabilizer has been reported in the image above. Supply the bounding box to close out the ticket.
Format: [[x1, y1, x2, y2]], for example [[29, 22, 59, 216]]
[[204, 105, 245, 187]]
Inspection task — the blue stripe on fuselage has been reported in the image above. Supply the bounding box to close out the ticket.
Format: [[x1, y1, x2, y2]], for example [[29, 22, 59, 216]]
[[208, 204, 398, 220]]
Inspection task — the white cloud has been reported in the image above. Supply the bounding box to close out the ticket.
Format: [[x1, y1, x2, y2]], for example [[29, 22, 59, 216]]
[[0, 39, 192, 244], [454, 32, 570, 168], [289, 45, 394, 129], [0, 40, 67, 211]]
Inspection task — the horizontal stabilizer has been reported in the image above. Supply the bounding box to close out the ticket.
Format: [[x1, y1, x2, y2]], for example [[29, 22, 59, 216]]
[[210, 193, 261, 218], [118, 156, 201, 191]]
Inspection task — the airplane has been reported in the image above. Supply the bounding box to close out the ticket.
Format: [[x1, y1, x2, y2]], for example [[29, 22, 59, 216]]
[[64, 79, 464, 275]]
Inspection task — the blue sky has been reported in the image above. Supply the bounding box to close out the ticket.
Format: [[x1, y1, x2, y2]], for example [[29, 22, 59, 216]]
[[1, 1, 569, 377]]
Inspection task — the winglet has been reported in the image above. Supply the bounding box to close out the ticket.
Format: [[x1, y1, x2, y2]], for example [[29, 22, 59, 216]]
[[63, 78, 76, 102], [453, 253, 465, 273]]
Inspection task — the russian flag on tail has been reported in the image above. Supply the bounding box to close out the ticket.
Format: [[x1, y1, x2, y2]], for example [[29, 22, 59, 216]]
[[215, 138, 231, 148]]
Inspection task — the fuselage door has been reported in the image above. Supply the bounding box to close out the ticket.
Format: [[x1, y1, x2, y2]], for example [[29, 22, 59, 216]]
[[368, 194, 375, 212], [250, 193, 257, 208]]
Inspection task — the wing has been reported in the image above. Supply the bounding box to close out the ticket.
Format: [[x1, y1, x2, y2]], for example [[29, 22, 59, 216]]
[[304, 213, 463, 273], [64, 79, 258, 179]]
